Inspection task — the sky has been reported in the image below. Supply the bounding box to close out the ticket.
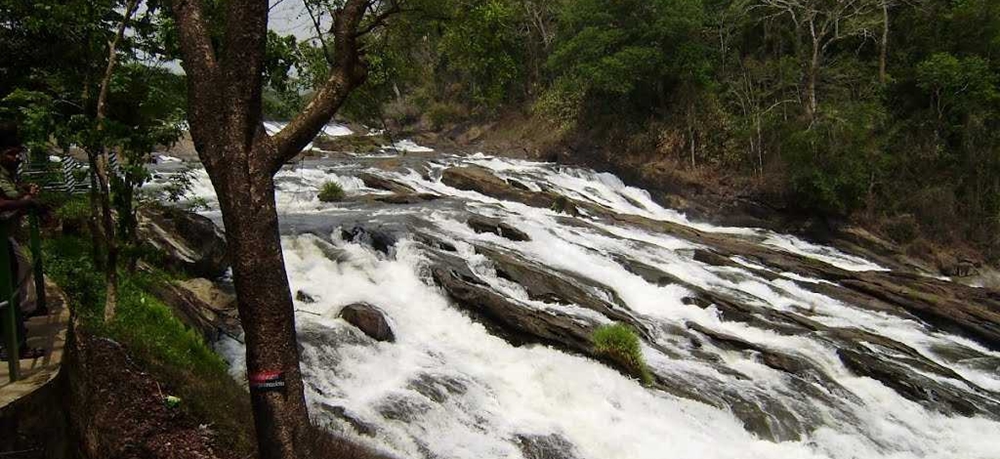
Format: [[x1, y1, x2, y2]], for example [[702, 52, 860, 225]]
[[269, 0, 323, 40], [162, 0, 320, 73]]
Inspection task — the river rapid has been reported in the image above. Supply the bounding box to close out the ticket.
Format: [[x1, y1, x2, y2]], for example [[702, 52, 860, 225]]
[[157, 148, 1000, 459]]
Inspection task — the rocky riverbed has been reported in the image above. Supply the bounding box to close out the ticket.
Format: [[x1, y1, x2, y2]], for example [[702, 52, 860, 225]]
[[150, 149, 1000, 459]]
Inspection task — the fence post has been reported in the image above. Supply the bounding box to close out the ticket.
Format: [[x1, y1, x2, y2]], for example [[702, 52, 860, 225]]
[[30, 210, 45, 313], [0, 225, 18, 382]]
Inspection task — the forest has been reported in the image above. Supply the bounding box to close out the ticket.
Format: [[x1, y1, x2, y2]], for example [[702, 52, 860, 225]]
[[266, 0, 1000, 260], [2, 1, 1000, 459], [4, 0, 1000, 259]]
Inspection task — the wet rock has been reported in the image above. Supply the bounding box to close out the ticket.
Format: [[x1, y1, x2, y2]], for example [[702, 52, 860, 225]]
[[373, 193, 442, 205], [507, 178, 533, 191], [407, 373, 468, 404], [619, 193, 647, 210], [341, 224, 399, 255], [550, 195, 579, 216], [138, 205, 228, 278], [429, 253, 596, 351], [467, 216, 532, 242], [620, 256, 818, 336], [841, 272, 1000, 351], [828, 328, 967, 382], [929, 342, 1000, 373], [941, 260, 979, 277], [724, 389, 805, 442], [318, 403, 378, 437], [413, 233, 458, 252], [339, 303, 395, 342], [477, 246, 645, 332], [837, 348, 1000, 419], [442, 166, 556, 208], [358, 172, 415, 194], [375, 395, 432, 423], [150, 278, 239, 343], [295, 290, 317, 304], [514, 434, 582, 459]]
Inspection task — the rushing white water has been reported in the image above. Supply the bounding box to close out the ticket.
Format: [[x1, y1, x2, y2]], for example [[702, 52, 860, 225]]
[[164, 153, 1000, 459]]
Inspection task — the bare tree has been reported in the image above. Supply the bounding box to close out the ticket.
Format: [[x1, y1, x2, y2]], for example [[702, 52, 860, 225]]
[[168, 0, 393, 457], [755, 0, 881, 120]]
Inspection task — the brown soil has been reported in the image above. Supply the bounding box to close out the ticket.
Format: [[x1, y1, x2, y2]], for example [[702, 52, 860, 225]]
[[66, 330, 241, 459]]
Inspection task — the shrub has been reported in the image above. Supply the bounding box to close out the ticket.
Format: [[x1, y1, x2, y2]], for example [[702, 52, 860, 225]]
[[54, 195, 92, 221], [318, 181, 346, 202], [593, 323, 652, 385], [781, 102, 887, 215], [882, 214, 920, 244], [425, 102, 464, 130]]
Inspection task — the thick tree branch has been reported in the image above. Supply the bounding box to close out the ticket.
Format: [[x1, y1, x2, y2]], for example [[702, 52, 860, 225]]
[[354, 0, 402, 38], [269, 0, 373, 171], [170, 0, 219, 84], [222, 0, 269, 95], [218, 0, 270, 155], [96, 0, 140, 123]]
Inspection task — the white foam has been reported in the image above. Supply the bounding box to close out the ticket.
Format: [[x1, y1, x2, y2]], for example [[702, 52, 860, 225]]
[[193, 154, 1000, 459]]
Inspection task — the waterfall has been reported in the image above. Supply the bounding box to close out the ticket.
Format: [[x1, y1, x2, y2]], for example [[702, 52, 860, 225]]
[[158, 151, 1000, 459]]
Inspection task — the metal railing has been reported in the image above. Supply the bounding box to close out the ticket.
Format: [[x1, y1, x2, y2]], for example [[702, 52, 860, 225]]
[[2, 210, 47, 383]]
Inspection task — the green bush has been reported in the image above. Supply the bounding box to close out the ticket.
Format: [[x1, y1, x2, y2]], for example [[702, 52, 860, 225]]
[[593, 323, 652, 385], [425, 102, 464, 130], [318, 181, 346, 202], [54, 195, 92, 221], [781, 102, 887, 215]]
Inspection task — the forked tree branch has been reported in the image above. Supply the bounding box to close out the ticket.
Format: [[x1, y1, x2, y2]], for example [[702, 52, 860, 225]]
[[269, 0, 377, 172], [170, 0, 219, 85]]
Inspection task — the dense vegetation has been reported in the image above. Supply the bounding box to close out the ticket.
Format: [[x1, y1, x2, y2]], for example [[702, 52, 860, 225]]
[[43, 219, 254, 456], [5, 0, 998, 258], [257, 0, 999, 260]]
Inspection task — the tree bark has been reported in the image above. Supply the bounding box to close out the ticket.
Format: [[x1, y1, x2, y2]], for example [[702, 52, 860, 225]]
[[211, 137, 310, 458]]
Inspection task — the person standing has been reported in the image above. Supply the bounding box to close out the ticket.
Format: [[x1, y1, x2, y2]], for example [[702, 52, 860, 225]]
[[0, 121, 45, 361]]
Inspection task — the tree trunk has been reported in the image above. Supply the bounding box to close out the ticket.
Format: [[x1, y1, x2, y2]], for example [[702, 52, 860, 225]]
[[85, 154, 104, 270], [95, 0, 138, 322], [880, 1, 889, 84], [96, 150, 118, 322], [808, 38, 820, 121], [212, 144, 311, 457], [169, 0, 375, 456]]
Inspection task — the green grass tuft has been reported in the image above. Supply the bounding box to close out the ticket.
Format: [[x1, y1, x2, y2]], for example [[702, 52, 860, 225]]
[[318, 181, 346, 202], [593, 323, 652, 385]]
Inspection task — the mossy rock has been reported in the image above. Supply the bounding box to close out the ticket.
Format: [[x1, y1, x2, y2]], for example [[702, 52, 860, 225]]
[[319, 181, 346, 202], [593, 323, 652, 385]]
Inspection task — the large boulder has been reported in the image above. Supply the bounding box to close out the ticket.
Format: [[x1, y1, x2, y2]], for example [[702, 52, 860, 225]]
[[358, 172, 415, 194], [341, 224, 399, 255], [138, 206, 228, 278], [339, 303, 395, 342], [441, 166, 556, 208], [151, 278, 240, 343]]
